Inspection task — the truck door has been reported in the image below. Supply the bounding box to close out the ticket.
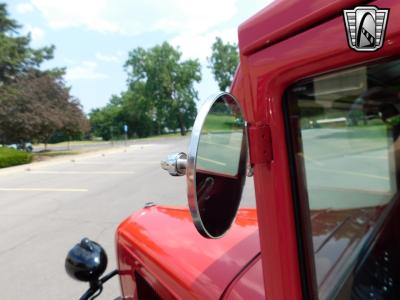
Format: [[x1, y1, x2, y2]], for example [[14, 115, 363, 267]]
[[285, 59, 400, 299]]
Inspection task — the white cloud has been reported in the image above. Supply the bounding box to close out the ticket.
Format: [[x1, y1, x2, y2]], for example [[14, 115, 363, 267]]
[[63, 58, 76, 65], [30, 0, 238, 36], [168, 0, 271, 62], [171, 28, 238, 62], [82, 60, 97, 68], [31, 0, 120, 32], [66, 62, 108, 81], [28, 0, 273, 65], [95, 52, 121, 63], [150, 0, 238, 35], [23, 25, 45, 43], [16, 3, 34, 14]]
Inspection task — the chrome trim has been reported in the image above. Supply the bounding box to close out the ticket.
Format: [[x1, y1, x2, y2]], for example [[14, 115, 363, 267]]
[[160, 152, 187, 176], [143, 202, 156, 208], [187, 92, 248, 238]]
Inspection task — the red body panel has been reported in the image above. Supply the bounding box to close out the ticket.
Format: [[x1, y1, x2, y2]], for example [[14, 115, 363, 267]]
[[222, 254, 264, 300], [238, 0, 368, 55], [239, 0, 400, 299], [116, 0, 400, 299], [117, 206, 259, 299]]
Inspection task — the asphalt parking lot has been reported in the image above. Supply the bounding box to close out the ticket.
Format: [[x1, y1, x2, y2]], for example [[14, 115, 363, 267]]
[[0, 136, 255, 299]]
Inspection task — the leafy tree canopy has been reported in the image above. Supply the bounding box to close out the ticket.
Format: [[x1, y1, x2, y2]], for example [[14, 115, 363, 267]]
[[0, 72, 89, 144], [0, 3, 88, 145], [125, 42, 201, 136], [91, 42, 201, 139], [208, 37, 239, 92], [0, 3, 55, 84]]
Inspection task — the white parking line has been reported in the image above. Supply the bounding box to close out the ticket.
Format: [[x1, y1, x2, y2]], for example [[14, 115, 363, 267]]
[[197, 156, 226, 166], [309, 167, 389, 181], [201, 141, 241, 151], [0, 188, 88, 192], [29, 171, 135, 175], [73, 161, 158, 165], [356, 155, 388, 160]]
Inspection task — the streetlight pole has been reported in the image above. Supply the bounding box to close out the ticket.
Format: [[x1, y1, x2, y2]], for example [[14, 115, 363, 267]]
[[110, 126, 114, 147], [123, 124, 128, 146]]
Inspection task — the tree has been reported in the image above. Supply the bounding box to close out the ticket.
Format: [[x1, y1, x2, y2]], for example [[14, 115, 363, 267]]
[[89, 84, 156, 140], [89, 42, 201, 139], [0, 3, 54, 84], [208, 37, 239, 92], [59, 97, 90, 141], [124, 42, 201, 135], [0, 4, 87, 147], [0, 72, 88, 146], [120, 82, 156, 138], [89, 100, 124, 141]]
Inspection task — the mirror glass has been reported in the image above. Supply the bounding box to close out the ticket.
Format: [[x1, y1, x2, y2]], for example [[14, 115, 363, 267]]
[[196, 98, 244, 176], [190, 93, 247, 238]]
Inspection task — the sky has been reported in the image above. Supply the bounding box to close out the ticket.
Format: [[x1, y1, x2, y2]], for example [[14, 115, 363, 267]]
[[7, 0, 270, 113]]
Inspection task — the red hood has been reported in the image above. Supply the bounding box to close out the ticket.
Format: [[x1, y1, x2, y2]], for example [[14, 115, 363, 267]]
[[117, 206, 259, 299]]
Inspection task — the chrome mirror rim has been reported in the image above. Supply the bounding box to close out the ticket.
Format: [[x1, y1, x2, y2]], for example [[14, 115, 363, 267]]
[[187, 92, 248, 239]]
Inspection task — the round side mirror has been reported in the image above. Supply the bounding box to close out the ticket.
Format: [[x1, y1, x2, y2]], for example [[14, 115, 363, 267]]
[[65, 238, 108, 282], [187, 92, 248, 238]]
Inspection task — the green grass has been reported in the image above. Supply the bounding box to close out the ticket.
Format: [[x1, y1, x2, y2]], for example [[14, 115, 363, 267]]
[[196, 113, 244, 175], [138, 132, 183, 140], [0, 147, 33, 168], [202, 114, 238, 132]]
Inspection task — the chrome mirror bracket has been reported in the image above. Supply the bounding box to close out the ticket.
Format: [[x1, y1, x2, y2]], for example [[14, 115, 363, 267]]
[[160, 152, 187, 176]]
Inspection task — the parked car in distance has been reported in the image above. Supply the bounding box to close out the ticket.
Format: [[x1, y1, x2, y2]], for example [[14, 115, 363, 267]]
[[5, 144, 18, 150], [5, 142, 33, 152]]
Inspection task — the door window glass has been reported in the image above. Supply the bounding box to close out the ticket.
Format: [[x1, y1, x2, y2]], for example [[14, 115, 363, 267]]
[[286, 59, 400, 299]]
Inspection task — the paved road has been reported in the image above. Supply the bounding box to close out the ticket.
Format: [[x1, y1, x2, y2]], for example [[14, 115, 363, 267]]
[[33, 140, 133, 153], [301, 127, 393, 210], [0, 136, 255, 299]]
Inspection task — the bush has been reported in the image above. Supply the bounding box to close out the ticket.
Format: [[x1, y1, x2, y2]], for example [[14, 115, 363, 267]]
[[0, 147, 33, 168]]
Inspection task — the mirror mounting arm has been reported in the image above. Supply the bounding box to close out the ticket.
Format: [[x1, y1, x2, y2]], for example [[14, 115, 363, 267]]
[[80, 270, 119, 300], [248, 124, 273, 165], [161, 152, 187, 176]]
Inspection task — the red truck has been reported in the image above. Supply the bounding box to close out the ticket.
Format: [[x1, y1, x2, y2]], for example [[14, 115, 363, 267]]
[[65, 0, 400, 299]]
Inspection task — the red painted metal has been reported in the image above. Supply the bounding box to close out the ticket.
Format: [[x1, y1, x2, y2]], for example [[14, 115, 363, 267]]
[[248, 124, 273, 165], [240, 0, 400, 299], [239, 0, 369, 55], [222, 254, 264, 300], [117, 206, 259, 299], [116, 0, 400, 299]]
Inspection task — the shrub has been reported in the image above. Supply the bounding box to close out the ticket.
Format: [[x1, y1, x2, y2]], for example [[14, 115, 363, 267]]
[[0, 147, 33, 168]]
